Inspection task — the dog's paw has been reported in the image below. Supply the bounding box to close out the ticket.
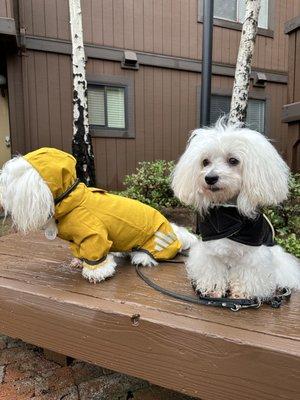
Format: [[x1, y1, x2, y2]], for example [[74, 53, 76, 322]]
[[82, 255, 117, 283], [131, 251, 158, 267], [69, 257, 83, 269], [193, 282, 226, 298]]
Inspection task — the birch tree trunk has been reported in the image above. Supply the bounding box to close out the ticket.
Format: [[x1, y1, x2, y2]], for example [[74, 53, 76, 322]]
[[69, 0, 95, 186], [229, 0, 261, 125]]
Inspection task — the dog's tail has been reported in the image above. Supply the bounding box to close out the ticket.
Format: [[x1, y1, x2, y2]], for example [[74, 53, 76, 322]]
[[171, 223, 198, 251]]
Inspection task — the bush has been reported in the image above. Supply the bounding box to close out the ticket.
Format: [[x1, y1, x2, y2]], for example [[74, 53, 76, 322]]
[[120, 160, 182, 209], [264, 173, 300, 258]]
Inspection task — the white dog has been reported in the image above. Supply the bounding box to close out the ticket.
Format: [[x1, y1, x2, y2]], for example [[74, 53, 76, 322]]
[[0, 148, 196, 283], [172, 120, 300, 299]]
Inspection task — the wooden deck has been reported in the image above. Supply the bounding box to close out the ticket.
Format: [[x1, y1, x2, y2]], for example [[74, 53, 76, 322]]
[[0, 233, 299, 399]]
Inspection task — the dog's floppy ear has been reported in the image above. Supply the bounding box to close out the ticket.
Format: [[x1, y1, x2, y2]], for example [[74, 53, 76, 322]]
[[172, 129, 207, 211], [237, 131, 289, 217]]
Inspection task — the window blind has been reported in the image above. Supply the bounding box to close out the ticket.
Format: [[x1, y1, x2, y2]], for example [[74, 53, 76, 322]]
[[213, 0, 269, 29], [106, 87, 126, 129], [87, 88, 105, 126], [210, 95, 265, 134]]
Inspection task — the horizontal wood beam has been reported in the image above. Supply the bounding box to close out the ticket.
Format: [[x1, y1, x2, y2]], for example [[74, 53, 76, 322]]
[[24, 35, 288, 84], [0, 17, 16, 36], [282, 102, 300, 123], [284, 16, 300, 34]]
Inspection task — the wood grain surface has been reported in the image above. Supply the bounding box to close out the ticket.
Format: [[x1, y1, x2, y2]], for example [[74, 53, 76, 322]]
[[0, 233, 299, 399]]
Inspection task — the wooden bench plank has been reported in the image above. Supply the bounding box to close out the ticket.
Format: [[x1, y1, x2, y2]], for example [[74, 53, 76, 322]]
[[0, 233, 299, 399]]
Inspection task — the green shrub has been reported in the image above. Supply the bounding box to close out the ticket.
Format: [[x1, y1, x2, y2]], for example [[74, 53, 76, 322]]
[[120, 160, 182, 209], [264, 173, 300, 258]]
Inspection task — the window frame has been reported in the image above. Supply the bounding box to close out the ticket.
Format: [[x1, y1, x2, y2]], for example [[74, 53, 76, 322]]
[[197, 87, 270, 135], [197, 0, 274, 38], [87, 74, 135, 139]]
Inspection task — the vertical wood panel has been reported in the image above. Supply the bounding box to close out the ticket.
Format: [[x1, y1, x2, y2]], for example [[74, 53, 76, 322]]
[[58, 55, 72, 153], [27, 52, 39, 149], [34, 52, 50, 147], [162, 69, 172, 161], [56, 0, 70, 40], [153, 68, 163, 160], [294, 31, 300, 101], [189, 0, 198, 59], [134, 65, 145, 162], [102, 0, 113, 47], [179, 72, 189, 152], [153, 0, 163, 54], [91, 0, 103, 45], [171, 70, 180, 159], [162, 0, 172, 55], [124, 0, 134, 49], [6, 55, 26, 154], [31, 0, 46, 36], [133, 0, 143, 51], [143, 0, 154, 53], [82, 0, 92, 44], [144, 67, 154, 161], [113, 0, 124, 49], [45, 0, 58, 38], [171, 0, 181, 57], [180, 0, 190, 59], [47, 53, 62, 149]]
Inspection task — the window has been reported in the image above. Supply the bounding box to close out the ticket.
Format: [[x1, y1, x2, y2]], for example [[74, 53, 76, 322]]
[[198, 0, 273, 37], [87, 75, 135, 138], [88, 85, 126, 129], [214, 0, 269, 29], [210, 94, 266, 134]]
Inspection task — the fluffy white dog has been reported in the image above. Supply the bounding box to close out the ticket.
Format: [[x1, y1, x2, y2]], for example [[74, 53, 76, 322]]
[[172, 120, 300, 300], [0, 147, 196, 283]]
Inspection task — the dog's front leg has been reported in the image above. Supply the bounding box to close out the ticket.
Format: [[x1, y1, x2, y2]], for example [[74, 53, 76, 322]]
[[228, 247, 277, 299], [186, 241, 228, 297]]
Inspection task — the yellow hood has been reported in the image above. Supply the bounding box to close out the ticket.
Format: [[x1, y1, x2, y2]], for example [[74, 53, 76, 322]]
[[24, 148, 77, 199]]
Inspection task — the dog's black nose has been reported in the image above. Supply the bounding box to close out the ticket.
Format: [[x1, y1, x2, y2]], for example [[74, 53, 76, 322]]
[[205, 175, 219, 185]]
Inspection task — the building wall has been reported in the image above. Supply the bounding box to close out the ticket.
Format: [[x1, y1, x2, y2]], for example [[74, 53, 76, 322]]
[[4, 0, 299, 188], [0, 0, 13, 18], [21, 0, 300, 73], [8, 50, 288, 189]]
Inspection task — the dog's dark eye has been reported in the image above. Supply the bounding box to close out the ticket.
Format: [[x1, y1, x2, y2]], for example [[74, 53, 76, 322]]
[[202, 159, 210, 167], [228, 157, 239, 166]]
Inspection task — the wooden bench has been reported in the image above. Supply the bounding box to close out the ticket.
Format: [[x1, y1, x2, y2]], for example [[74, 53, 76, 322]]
[[0, 233, 299, 399]]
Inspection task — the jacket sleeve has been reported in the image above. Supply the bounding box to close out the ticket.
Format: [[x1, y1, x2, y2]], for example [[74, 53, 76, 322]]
[[69, 224, 112, 265]]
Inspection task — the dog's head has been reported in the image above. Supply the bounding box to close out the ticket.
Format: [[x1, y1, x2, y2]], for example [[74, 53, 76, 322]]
[[172, 120, 289, 217], [0, 148, 76, 233]]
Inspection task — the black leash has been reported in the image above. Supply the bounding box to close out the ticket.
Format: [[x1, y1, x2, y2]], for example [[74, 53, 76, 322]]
[[135, 264, 292, 311]]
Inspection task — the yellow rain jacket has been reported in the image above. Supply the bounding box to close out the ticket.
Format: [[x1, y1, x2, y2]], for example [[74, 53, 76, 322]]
[[24, 148, 181, 267]]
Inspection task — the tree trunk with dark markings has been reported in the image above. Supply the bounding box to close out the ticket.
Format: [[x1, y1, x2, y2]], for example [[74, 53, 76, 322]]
[[69, 0, 95, 186], [229, 0, 261, 125]]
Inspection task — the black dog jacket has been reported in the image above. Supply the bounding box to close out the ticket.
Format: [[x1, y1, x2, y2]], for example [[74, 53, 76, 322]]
[[198, 205, 275, 246]]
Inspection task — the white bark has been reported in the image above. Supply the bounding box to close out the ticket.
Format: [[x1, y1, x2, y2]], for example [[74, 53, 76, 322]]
[[69, 0, 95, 185], [229, 0, 261, 125]]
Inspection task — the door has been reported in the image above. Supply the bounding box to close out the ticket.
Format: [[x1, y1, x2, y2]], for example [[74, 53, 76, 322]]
[[0, 88, 11, 167]]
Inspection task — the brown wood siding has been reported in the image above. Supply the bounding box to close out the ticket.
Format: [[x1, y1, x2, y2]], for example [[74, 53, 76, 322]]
[[0, 0, 12, 18], [20, 0, 299, 73], [9, 53, 288, 189]]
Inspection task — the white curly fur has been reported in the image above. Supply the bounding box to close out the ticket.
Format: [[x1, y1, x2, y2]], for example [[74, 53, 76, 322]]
[[0, 156, 54, 233], [172, 120, 300, 299]]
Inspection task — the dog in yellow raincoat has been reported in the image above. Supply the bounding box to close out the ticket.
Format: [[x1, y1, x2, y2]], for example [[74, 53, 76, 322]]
[[0, 148, 196, 282]]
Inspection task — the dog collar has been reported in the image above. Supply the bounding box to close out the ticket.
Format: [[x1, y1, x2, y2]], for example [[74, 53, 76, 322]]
[[198, 205, 275, 246], [54, 178, 80, 206]]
